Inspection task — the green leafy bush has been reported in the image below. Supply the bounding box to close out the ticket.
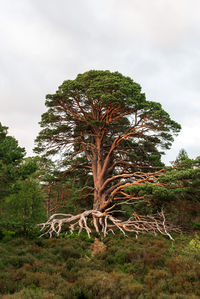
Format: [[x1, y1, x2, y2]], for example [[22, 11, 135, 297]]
[[182, 234, 200, 260]]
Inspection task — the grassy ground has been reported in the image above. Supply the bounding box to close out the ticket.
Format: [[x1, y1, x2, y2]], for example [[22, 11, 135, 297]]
[[0, 231, 200, 299]]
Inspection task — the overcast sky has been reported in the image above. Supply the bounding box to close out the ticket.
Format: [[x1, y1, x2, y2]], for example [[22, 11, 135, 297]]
[[1, 0, 200, 164]]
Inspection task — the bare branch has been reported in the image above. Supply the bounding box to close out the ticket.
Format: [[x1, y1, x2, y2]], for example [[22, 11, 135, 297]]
[[38, 208, 180, 240]]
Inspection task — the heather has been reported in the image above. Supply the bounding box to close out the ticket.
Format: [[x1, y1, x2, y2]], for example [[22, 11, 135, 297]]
[[0, 232, 200, 299]]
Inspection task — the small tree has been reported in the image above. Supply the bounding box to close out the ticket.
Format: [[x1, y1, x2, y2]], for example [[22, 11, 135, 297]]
[[172, 148, 189, 167], [35, 70, 181, 237], [159, 153, 200, 226], [0, 124, 46, 236], [127, 151, 200, 227], [4, 178, 46, 236], [0, 122, 25, 201]]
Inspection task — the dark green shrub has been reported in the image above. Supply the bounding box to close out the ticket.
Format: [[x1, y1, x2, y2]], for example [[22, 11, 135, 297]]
[[0, 272, 17, 294], [2, 230, 16, 240], [76, 270, 144, 298], [105, 249, 130, 265], [191, 222, 200, 229], [60, 246, 81, 260], [144, 269, 170, 289], [4, 254, 35, 268]]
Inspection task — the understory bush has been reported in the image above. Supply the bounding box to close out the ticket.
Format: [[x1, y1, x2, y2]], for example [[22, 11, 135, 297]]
[[0, 233, 200, 298]]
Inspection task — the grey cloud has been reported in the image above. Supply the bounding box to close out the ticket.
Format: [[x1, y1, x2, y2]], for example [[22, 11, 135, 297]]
[[0, 0, 200, 163]]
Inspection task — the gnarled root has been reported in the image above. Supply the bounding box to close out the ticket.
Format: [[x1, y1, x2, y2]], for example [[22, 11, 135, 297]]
[[38, 208, 180, 240]]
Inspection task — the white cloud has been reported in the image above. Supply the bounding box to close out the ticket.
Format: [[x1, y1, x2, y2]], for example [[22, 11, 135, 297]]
[[0, 0, 200, 162]]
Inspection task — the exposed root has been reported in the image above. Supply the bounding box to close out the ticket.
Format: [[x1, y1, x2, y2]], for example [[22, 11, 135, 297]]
[[38, 209, 180, 240]]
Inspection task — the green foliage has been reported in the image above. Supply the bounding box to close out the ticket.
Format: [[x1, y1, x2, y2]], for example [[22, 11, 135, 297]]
[[40, 70, 180, 156], [66, 229, 94, 243], [0, 123, 46, 236], [34, 70, 180, 212], [2, 288, 61, 299], [1, 178, 46, 236], [182, 234, 200, 260], [1, 230, 16, 240], [1, 234, 200, 298], [124, 151, 200, 227], [0, 122, 25, 201], [188, 236, 200, 252], [192, 222, 200, 229]]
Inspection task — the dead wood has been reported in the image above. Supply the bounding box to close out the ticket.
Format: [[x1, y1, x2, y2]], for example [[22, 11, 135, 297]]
[[38, 208, 180, 240]]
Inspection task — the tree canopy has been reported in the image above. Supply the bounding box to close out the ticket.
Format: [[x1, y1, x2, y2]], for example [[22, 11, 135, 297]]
[[35, 70, 181, 211], [34, 70, 182, 238], [0, 122, 26, 200]]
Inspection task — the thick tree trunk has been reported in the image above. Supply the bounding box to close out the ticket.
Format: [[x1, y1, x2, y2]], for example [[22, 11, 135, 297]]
[[92, 136, 110, 211], [93, 191, 101, 210], [93, 189, 108, 211]]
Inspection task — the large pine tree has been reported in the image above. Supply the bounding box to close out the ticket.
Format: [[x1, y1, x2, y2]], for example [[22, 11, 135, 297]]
[[35, 70, 181, 237]]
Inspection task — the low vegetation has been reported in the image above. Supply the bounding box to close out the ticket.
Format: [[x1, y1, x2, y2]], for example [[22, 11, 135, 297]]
[[0, 232, 200, 299]]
